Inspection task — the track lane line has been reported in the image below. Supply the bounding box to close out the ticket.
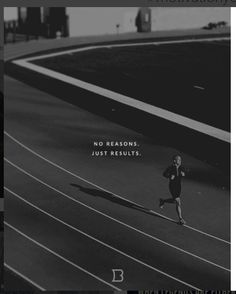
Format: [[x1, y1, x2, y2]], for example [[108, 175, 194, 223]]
[[194, 85, 205, 90], [21, 36, 231, 62], [4, 187, 202, 290], [13, 60, 229, 144], [5, 221, 121, 291], [12, 37, 230, 143], [4, 131, 230, 245], [4, 158, 230, 272], [4, 263, 46, 291]]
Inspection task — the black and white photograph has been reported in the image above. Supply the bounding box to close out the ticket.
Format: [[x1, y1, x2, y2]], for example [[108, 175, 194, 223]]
[[4, 7, 230, 290], [0, 7, 4, 291]]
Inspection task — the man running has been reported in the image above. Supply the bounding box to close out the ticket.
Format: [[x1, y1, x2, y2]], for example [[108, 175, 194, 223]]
[[160, 155, 186, 225]]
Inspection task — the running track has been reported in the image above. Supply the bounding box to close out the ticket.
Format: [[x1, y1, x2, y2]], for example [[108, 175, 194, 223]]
[[4, 33, 230, 290]]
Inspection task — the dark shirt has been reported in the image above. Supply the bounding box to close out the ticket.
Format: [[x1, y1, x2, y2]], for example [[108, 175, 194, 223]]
[[163, 164, 185, 186]]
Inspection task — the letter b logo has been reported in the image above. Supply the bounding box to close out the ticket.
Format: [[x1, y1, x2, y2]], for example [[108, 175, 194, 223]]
[[112, 269, 124, 282]]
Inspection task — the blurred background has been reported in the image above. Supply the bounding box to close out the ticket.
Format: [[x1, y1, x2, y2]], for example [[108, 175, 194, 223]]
[[4, 7, 230, 42]]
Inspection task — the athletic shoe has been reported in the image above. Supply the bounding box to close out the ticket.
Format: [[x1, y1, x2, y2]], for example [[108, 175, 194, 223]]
[[178, 218, 186, 225], [159, 198, 164, 209]]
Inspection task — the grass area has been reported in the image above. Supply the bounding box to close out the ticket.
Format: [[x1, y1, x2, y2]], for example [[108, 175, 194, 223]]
[[33, 38, 230, 131]]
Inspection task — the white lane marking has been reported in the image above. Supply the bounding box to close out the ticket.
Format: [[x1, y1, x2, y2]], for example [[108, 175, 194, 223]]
[[4, 263, 46, 291], [19, 36, 230, 62], [4, 158, 231, 272], [194, 85, 205, 90], [4, 187, 201, 290], [5, 221, 121, 291], [12, 38, 230, 143], [4, 131, 230, 245]]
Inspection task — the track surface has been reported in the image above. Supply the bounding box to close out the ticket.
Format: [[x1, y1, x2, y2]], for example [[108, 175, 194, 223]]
[[4, 34, 230, 290], [33, 39, 230, 131]]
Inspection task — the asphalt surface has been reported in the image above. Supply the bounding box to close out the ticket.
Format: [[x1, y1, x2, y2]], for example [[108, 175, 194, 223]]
[[33, 40, 230, 131], [4, 33, 230, 290]]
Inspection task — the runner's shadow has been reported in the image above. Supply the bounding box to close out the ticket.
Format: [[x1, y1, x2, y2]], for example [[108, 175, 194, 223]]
[[70, 183, 175, 223]]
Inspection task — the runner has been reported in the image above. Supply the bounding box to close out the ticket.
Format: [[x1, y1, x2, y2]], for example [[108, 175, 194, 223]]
[[160, 155, 186, 225]]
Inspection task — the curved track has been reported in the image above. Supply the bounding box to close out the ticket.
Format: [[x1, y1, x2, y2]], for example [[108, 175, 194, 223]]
[[4, 35, 230, 290]]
